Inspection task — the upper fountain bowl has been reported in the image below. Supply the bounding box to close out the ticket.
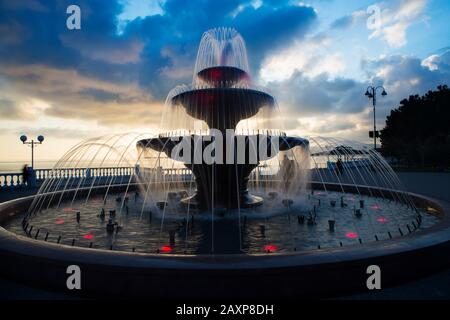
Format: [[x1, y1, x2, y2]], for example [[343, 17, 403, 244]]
[[193, 28, 250, 87], [197, 66, 250, 87]]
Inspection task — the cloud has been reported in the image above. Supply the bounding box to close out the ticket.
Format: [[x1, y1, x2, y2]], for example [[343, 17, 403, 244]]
[[0, 97, 26, 119], [421, 48, 450, 73], [0, 0, 318, 127], [0, 63, 162, 126], [330, 10, 366, 30], [368, 0, 428, 48], [269, 72, 366, 117], [265, 49, 450, 138], [259, 34, 345, 82]]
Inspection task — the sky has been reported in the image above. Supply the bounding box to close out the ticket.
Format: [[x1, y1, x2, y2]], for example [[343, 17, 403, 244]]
[[0, 0, 449, 163]]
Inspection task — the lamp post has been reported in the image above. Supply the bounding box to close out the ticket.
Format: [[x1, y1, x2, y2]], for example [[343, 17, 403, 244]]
[[365, 86, 387, 149], [20, 135, 45, 168]]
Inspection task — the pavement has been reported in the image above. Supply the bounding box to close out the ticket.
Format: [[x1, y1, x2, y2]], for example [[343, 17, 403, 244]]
[[1, 171, 450, 300]]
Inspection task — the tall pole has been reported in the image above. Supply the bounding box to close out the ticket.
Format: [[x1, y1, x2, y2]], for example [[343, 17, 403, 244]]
[[372, 88, 376, 150], [31, 139, 34, 168], [365, 86, 387, 150]]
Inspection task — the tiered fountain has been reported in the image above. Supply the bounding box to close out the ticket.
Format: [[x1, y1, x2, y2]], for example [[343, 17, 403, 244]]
[[0, 28, 448, 298], [138, 27, 307, 210]]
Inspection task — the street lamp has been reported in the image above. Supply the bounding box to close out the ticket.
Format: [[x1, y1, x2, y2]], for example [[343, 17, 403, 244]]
[[365, 86, 387, 149], [20, 135, 45, 168]]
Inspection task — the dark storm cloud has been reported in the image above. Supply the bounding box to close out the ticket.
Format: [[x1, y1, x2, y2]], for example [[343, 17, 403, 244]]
[[270, 72, 367, 116], [122, 0, 317, 98], [0, 0, 317, 107]]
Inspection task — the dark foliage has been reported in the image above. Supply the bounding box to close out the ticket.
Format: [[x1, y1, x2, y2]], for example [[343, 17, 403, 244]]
[[380, 85, 450, 167]]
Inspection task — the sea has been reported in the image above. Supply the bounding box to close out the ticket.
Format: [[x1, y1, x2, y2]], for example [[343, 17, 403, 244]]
[[0, 161, 58, 173]]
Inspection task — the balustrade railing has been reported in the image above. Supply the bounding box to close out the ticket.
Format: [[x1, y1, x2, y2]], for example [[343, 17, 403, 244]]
[[0, 166, 193, 189]]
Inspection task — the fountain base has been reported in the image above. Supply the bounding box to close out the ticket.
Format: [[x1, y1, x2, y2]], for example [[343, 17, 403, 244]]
[[181, 190, 263, 209]]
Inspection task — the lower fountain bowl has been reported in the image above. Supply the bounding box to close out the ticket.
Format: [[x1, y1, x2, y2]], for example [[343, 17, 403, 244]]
[[0, 183, 449, 299]]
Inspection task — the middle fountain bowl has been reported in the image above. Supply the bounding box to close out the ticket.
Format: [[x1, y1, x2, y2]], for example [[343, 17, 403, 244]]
[[137, 27, 309, 211]]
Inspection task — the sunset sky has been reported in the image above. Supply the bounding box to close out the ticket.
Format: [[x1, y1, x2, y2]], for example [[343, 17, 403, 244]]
[[0, 0, 449, 163]]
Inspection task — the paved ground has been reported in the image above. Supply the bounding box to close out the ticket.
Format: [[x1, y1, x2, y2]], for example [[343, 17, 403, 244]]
[[1, 171, 450, 300]]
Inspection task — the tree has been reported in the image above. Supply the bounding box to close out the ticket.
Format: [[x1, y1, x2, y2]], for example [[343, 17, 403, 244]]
[[380, 85, 450, 168]]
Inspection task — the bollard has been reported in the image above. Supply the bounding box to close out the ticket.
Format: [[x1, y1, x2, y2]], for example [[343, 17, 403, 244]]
[[398, 228, 404, 236], [169, 230, 176, 246], [110, 245, 113, 250], [157, 201, 168, 210], [34, 229, 40, 239], [76, 212, 81, 223], [44, 232, 49, 241], [339, 241, 343, 247], [406, 224, 412, 233], [132, 247, 135, 252], [106, 219, 115, 233], [28, 226, 34, 236], [375, 235, 379, 241], [259, 225, 266, 236], [358, 238, 362, 244], [340, 196, 346, 208], [89, 242, 93, 248], [328, 220, 335, 232], [100, 208, 105, 220], [71, 239, 76, 246], [388, 231, 392, 239], [268, 191, 278, 199], [282, 199, 294, 208], [318, 245, 321, 249], [57, 235, 61, 243]]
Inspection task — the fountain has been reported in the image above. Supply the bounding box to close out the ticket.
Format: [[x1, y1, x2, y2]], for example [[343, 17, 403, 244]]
[[137, 28, 307, 210], [0, 28, 449, 298]]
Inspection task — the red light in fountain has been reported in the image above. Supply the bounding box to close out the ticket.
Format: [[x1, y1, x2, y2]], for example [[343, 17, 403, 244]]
[[83, 234, 94, 240], [160, 246, 173, 253], [210, 68, 222, 80], [346, 232, 358, 239], [55, 218, 64, 225], [264, 245, 278, 253], [377, 217, 388, 223]]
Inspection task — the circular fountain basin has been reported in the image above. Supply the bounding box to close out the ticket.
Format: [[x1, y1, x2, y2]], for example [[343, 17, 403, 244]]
[[0, 183, 449, 298]]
